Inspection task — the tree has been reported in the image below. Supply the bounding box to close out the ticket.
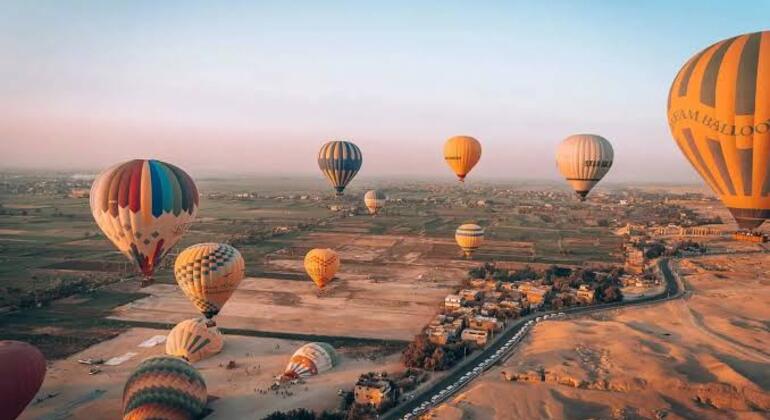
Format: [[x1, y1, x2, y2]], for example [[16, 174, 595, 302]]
[[402, 334, 435, 368], [263, 408, 316, 420]]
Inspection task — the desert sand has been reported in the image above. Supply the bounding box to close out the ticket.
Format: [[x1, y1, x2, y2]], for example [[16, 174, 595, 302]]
[[21, 327, 402, 419], [433, 253, 770, 419]]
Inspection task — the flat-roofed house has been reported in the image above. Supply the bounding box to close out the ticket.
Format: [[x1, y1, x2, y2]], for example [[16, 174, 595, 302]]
[[460, 328, 489, 346]]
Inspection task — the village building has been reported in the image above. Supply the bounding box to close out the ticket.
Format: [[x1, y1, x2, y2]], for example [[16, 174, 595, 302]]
[[483, 290, 503, 302], [624, 245, 646, 274], [518, 283, 549, 305], [460, 328, 489, 346], [354, 374, 394, 408], [444, 294, 464, 310], [459, 289, 483, 302], [576, 284, 595, 304], [469, 315, 503, 332]]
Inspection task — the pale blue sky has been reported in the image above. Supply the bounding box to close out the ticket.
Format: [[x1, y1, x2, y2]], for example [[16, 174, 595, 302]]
[[0, 1, 767, 182]]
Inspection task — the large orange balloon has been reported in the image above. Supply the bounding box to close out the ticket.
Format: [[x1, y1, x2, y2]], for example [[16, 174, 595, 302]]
[[668, 31, 770, 230], [303, 248, 340, 289], [443, 136, 481, 182], [0, 341, 46, 420]]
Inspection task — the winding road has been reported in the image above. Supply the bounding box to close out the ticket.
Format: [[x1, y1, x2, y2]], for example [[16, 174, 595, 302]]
[[385, 257, 683, 420]]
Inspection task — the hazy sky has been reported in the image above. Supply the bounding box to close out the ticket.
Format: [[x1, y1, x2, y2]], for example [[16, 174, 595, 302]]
[[0, 1, 767, 182]]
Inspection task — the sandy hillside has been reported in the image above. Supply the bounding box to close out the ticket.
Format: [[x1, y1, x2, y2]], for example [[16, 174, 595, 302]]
[[433, 253, 770, 419], [22, 327, 402, 419]]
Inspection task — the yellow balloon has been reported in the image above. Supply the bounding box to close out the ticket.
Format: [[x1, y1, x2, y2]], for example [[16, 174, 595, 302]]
[[455, 224, 484, 258], [556, 134, 614, 200], [174, 243, 245, 320], [364, 190, 386, 215], [668, 31, 770, 230], [444, 135, 481, 182], [166, 318, 223, 363], [90, 159, 198, 284], [304, 248, 340, 289]]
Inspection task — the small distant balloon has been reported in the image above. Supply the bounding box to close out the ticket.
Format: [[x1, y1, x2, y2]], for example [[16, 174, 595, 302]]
[[0, 341, 46, 420], [455, 224, 485, 258], [444, 135, 482, 182], [364, 190, 386, 215], [668, 30, 770, 230], [90, 159, 198, 284], [318, 140, 363, 195], [174, 243, 245, 322], [304, 248, 340, 289], [556, 134, 614, 200]]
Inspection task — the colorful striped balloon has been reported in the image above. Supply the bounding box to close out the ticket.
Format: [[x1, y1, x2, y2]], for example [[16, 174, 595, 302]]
[[303, 248, 340, 289], [556, 134, 614, 200], [174, 243, 245, 320], [0, 341, 46, 420], [283, 342, 338, 379], [166, 318, 224, 363], [90, 159, 198, 282], [363, 190, 387, 215], [318, 140, 363, 195], [123, 356, 207, 420], [455, 224, 485, 258], [668, 31, 770, 230]]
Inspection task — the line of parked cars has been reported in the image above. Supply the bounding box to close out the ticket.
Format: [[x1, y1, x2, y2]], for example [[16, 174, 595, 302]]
[[401, 312, 567, 419]]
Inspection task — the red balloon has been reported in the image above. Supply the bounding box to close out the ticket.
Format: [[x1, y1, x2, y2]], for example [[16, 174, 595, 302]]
[[0, 341, 46, 420]]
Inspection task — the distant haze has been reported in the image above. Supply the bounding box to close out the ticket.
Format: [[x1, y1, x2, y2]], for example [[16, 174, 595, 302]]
[[0, 1, 767, 182]]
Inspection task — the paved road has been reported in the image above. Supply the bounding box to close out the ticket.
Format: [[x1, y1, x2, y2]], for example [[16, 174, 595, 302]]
[[385, 258, 683, 420]]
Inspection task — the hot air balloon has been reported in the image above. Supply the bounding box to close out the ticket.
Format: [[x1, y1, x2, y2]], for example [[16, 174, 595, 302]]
[[556, 134, 614, 200], [668, 31, 770, 230], [444, 135, 482, 182], [283, 342, 338, 380], [90, 159, 198, 285], [0, 341, 46, 420], [174, 243, 245, 322], [304, 248, 340, 289], [364, 190, 386, 215], [455, 224, 485, 258], [166, 318, 224, 363], [123, 356, 207, 420], [318, 140, 363, 195]]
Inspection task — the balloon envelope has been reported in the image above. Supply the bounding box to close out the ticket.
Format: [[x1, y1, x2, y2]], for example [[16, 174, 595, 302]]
[[556, 134, 614, 200], [174, 243, 245, 320], [90, 159, 198, 281], [364, 190, 386, 214], [318, 141, 363, 195], [455, 224, 485, 258], [0, 341, 46, 420], [123, 356, 207, 420], [668, 31, 770, 229], [304, 248, 340, 289], [166, 318, 224, 363], [283, 342, 338, 379], [444, 136, 481, 181]]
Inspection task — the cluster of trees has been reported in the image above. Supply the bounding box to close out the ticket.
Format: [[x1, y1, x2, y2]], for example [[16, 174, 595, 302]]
[[263, 409, 344, 420], [542, 265, 623, 304], [636, 239, 706, 260], [402, 334, 468, 371], [468, 263, 538, 283]]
